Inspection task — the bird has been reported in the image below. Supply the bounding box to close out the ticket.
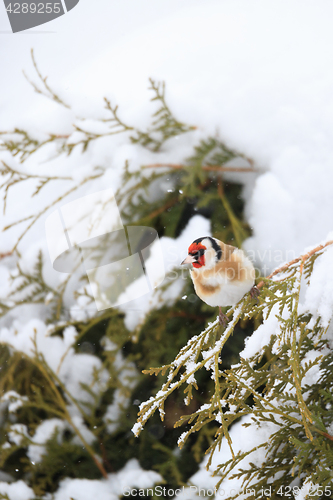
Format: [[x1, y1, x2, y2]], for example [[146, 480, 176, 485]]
[[181, 236, 257, 326]]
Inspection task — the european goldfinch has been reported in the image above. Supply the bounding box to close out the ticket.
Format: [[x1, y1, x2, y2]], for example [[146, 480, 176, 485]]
[[181, 237, 256, 325]]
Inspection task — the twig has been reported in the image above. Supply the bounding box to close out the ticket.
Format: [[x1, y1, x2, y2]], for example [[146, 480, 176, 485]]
[[217, 179, 245, 249], [30, 339, 109, 479], [0, 251, 13, 260], [1, 161, 72, 182], [5, 169, 104, 252], [142, 163, 257, 173], [23, 49, 70, 109], [146, 197, 178, 220], [257, 240, 333, 289]]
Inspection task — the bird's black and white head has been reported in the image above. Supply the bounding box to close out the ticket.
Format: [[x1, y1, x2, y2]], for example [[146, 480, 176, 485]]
[[181, 237, 222, 270]]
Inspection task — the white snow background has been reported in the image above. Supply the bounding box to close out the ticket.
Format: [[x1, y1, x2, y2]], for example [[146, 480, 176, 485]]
[[1, 0, 333, 499]]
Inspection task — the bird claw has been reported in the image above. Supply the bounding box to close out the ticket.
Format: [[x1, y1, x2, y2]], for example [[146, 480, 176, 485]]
[[250, 285, 260, 300], [219, 309, 229, 328]]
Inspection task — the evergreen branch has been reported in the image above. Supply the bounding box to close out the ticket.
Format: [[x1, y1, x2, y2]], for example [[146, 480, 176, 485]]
[[0, 160, 73, 215], [3, 214, 34, 231], [55, 309, 117, 375], [23, 49, 70, 109], [30, 336, 108, 479], [213, 443, 267, 489], [134, 302, 246, 436], [257, 239, 333, 290], [142, 163, 257, 173], [130, 78, 195, 151], [228, 370, 333, 442], [289, 264, 314, 439], [0, 130, 71, 163], [103, 98, 134, 133], [212, 351, 235, 459], [2, 60, 332, 496], [9, 252, 57, 302], [134, 235, 333, 493], [217, 179, 246, 249], [6, 167, 104, 252], [52, 273, 73, 322], [69, 121, 132, 153]]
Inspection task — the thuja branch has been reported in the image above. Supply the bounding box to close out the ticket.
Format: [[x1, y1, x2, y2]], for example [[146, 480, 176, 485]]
[[4, 168, 105, 252], [0, 130, 71, 163], [289, 263, 314, 440], [229, 370, 333, 442], [31, 339, 108, 479], [55, 309, 116, 376], [217, 179, 246, 249], [256, 239, 333, 290], [133, 302, 246, 437], [0, 161, 72, 214], [103, 98, 134, 133], [23, 49, 70, 109], [142, 163, 257, 173], [134, 237, 333, 462], [0, 339, 108, 479]]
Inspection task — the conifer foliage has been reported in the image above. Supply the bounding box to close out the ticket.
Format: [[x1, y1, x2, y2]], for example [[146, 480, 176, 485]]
[[134, 240, 333, 499], [0, 54, 332, 500]]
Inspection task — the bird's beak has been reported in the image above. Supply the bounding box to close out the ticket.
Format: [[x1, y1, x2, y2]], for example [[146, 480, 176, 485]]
[[181, 255, 194, 265]]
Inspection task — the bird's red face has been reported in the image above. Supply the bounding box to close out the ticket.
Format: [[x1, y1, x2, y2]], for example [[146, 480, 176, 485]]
[[187, 242, 206, 268]]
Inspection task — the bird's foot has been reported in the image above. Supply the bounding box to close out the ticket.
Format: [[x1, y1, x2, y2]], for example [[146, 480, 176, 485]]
[[219, 308, 229, 328], [250, 285, 260, 301]]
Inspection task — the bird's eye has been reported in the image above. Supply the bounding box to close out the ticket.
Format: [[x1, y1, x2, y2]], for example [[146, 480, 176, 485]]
[[190, 249, 205, 260]]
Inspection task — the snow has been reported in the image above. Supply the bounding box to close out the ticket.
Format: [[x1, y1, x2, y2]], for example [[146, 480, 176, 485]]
[[1, 0, 333, 498], [53, 477, 118, 500], [103, 350, 139, 433], [1, 391, 28, 413], [7, 424, 29, 446], [118, 214, 211, 330], [52, 459, 162, 500], [0, 319, 108, 414], [26, 416, 96, 464], [189, 414, 278, 494], [294, 480, 316, 500], [241, 304, 281, 359], [0, 481, 35, 500], [27, 419, 66, 464], [2, 1, 333, 315], [304, 244, 333, 327]]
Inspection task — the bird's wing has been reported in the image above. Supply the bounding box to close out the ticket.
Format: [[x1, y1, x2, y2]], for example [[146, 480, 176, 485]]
[[215, 239, 236, 260], [213, 244, 251, 283]]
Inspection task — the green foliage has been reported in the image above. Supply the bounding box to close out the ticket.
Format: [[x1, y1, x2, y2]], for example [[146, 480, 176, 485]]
[[1, 52, 332, 500], [0, 54, 253, 499], [135, 244, 333, 498], [130, 78, 196, 151]]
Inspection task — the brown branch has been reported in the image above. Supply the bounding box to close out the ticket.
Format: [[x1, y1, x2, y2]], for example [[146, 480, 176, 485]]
[[144, 178, 212, 221], [146, 197, 178, 220], [257, 240, 333, 290], [170, 311, 206, 321], [0, 251, 13, 260], [321, 431, 333, 441], [99, 441, 114, 472], [142, 163, 257, 173]]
